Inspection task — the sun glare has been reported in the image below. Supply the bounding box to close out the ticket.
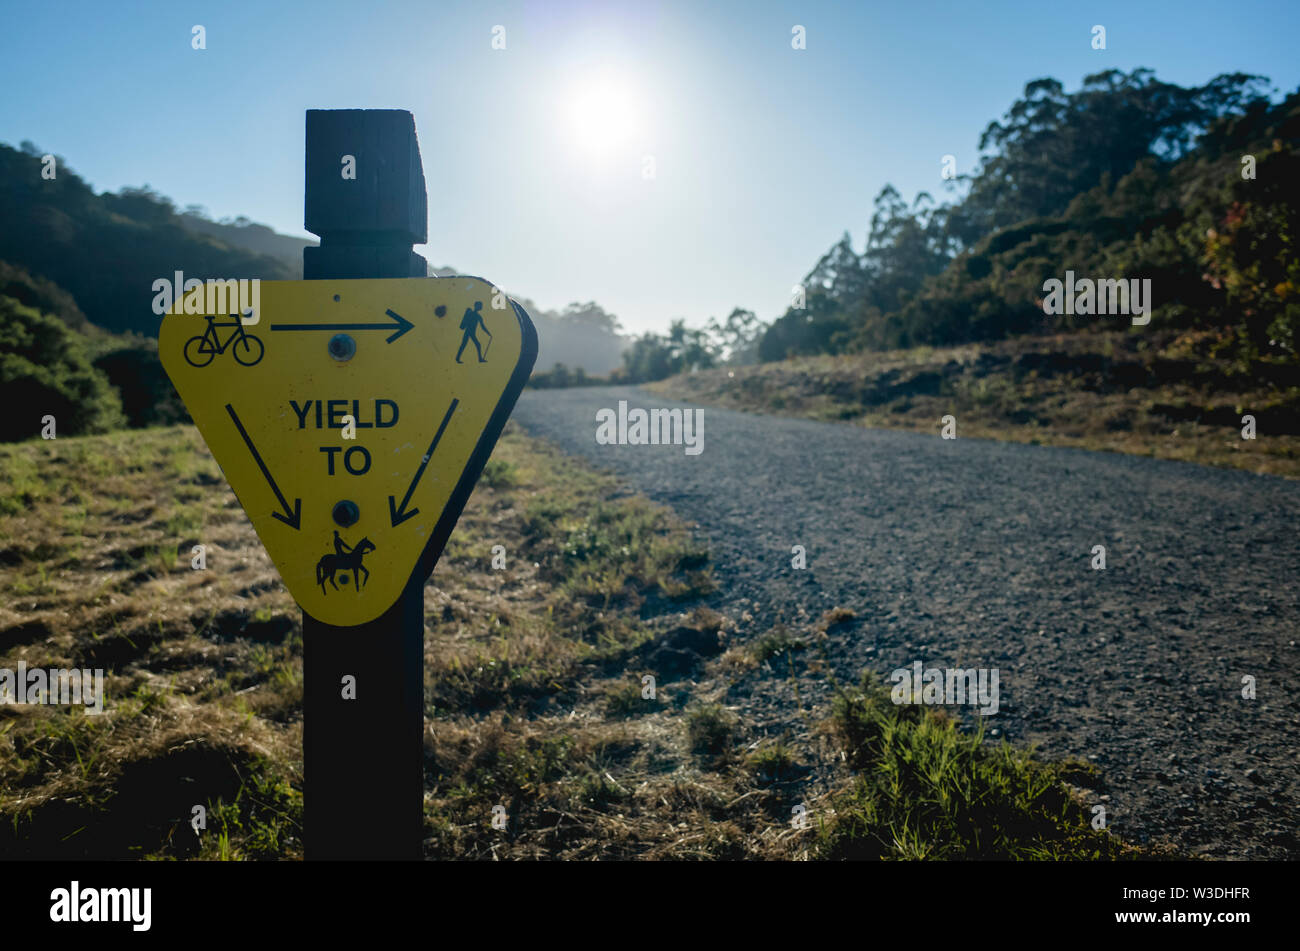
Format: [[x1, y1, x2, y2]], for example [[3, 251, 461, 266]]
[[562, 76, 645, 159]]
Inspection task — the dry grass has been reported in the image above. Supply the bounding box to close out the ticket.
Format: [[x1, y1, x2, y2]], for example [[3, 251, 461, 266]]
[[651, 329, 1300, 478], [0, 421, 810, 860], [0, 421, 1154, 860], [0, 425, 302, 858]]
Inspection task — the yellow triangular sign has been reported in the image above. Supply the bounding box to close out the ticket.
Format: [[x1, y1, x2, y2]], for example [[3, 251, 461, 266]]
[[160, 276, 537, 625]]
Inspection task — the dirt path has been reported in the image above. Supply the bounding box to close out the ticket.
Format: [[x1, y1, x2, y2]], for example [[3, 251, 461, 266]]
[[513, 385, 1300, 858]]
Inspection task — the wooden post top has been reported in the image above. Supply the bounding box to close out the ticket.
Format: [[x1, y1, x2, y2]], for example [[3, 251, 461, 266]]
[[303, 109, 428, 279]]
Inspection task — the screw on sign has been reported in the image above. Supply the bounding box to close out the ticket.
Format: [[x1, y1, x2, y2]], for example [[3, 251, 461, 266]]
[[159, 110, 537, 859]]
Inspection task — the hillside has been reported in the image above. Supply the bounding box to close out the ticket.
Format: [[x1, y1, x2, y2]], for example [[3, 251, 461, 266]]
[[0, 142, 297, 337], [176, 210, 315, 277], [0, 141, 630, 443], [652, 329, 1300, 478], [754, 72, 1299, 372]]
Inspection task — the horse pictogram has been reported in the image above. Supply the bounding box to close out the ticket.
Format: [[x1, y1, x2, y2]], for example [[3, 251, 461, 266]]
[[316, 530, 376, 594]]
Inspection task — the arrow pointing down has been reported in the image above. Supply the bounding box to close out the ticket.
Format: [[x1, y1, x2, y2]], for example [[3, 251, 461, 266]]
[[389, 399, 459, 527], [226, 404, 301, 529]]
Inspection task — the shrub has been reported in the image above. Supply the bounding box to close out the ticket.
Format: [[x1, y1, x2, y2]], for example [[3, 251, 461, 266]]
[[0, 295, 124, 441]]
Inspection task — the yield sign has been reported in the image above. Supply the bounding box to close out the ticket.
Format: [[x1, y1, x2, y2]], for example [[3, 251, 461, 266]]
[[159, 276, 537, 625]]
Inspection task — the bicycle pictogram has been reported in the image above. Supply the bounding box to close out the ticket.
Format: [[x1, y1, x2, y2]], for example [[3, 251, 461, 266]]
[[183, 314, 265, 368]]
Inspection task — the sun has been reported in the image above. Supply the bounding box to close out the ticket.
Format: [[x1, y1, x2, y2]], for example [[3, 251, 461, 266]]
[[562, 75, 645, 159]]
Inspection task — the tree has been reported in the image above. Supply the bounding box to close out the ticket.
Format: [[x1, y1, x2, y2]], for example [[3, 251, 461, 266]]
[[102, 185, 178, 224], [92, 336, 190, 428], [0, 260, 88, 329], [956, 69, 1271, 237], [616, 319, 717, 383], [758, 287, 852, 360], [706, 307, 763, 364], [758, 69, 1292, 360], [560, 301, 623, 336], [860, 188, 950, 316]]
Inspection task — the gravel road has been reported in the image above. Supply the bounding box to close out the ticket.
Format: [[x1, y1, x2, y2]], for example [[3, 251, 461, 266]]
[[513, 385, 1300, 858]]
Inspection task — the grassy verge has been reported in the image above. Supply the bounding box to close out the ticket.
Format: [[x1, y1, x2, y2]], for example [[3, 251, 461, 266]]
[[0, 423, 1170, 859], [816, 674, 1152, 859], [649, 329, 1300, 478], [0, 425, 302, 859]]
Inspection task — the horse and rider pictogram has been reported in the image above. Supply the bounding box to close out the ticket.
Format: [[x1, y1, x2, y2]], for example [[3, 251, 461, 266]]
[[316, 530, 376, 594]]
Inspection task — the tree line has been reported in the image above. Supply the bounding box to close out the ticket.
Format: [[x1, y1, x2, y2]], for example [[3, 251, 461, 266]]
[[616, 69, 1298, 384]]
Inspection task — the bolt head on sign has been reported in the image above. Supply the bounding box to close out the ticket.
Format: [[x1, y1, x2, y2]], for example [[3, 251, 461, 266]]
[[160, 277, 537, 625]]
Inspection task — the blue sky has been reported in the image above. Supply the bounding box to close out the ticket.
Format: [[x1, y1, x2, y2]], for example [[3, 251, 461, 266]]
[[2, 0, 1298, 335]]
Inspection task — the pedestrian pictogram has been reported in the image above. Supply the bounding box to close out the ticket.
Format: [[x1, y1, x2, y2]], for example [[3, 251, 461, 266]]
[[159, 276, 537, 626], [456, 301, 492, 363]]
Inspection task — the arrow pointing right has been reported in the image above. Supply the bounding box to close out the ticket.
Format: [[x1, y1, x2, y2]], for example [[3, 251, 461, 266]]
[[270, 308, 414, 343], [389, 398, 459, 527]]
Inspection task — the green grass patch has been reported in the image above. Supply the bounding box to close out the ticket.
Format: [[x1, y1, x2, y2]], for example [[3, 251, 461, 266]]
[[749, 626, 807, 663], [191, 761, 302, 861], [479, 458, 518, 487], [686, 703, 737, 756], [746, 739, 799, 784], [604, 680, 651, 718], [817, 674, 1144, 859]]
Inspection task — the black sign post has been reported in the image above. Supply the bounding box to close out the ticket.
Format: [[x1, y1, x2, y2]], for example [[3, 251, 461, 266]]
[[300, 109, 429, 859]]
